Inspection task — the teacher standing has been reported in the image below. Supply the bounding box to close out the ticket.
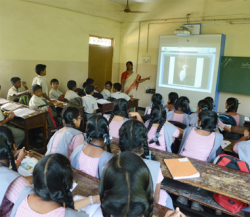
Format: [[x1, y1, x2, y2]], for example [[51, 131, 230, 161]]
[[121, 61, 151, 98]]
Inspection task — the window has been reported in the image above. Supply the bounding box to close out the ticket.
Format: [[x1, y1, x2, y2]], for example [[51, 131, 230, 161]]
[[89, 36, 112, 46]]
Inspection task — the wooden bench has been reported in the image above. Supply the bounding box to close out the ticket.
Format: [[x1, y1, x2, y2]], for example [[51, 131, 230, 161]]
[[28, 151, 171, 217]]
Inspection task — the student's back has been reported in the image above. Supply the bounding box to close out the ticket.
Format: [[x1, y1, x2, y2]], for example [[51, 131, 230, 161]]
[[144, 93, 167, 115], [145, 105, 182, 152], [111, 83, 130, 101], [45, 107, 84, 158], [104, 99, 129, 138], [179, 110, 223, 163], [70, 116, 113, 179], [65, 80, 79, 101], [165, 92, 178, 112]]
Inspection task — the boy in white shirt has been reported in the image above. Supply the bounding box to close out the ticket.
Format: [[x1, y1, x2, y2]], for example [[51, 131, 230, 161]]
[[65, 80, 79, 101], [7, 77, 31, 101], [29, 84, 52, 109], [32, 64, 55, 103], [49, 79, 64, 100], [82, 85, 99, 120], [111, 83, 130, 101], [101, 81, 112, 100]]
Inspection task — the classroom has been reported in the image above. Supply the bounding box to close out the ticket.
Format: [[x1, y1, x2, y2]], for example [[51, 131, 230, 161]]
[[0, 0, 250, 217]]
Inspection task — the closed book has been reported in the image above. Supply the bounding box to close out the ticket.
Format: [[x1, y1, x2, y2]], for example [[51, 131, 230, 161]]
[[164, 158, 200, 180]]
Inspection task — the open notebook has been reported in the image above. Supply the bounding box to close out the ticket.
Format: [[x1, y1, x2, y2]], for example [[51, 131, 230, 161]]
[[18, 157, 38, 176], [1, 103, 22, 111], [0, 98, 9, 104], [13, 108, 35, 117], [164, 158, 200, 180]]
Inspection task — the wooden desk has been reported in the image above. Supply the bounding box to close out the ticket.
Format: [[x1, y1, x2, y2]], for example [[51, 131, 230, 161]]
[[110, 138, 250, 204], [231, 126, 248, 134], [0, 101, 47, 151], [97, 99, 139, 115], [29, 151, 170, 217]]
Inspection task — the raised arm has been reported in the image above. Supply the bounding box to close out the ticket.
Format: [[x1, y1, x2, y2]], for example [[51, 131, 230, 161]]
[[136, 76, 151, 84]]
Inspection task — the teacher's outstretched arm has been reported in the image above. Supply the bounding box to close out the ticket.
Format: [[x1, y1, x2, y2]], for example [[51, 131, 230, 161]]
[[121, 79, 126, 92], [136, 76, 151, 83]]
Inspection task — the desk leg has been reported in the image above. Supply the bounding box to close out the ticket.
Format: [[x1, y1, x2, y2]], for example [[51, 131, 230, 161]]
[[42, 114, 47, 152]]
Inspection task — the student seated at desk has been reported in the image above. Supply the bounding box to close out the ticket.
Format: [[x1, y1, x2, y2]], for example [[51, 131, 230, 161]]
[[101, 81, 112, 100], [65, 80, 79, 101], [82, 85, 99, 121], [167, 96, 190, 126], [0, 109, 25, 149], [165, 92, 178, 112], [83, 78, 103, 99], [45, 107, 84, 159], [32, 64, 55, 102], [7, 77, 30, 101], [223, 97, 245, 126], [99, 152, 186, 217], [104, 99, 129, 138], [70, 115, 113, 179], [0, 126, 30, 217], [118, 120, 174, 209], [111, 83, 130, 101], [177, 110, 223, 211], [145, 105, 183, 152], [190, 99, 231, 133], [144, 93, 167, 115], [29, 84, 52, 108], [13, 153, 98, 217], [49, 78, 64, 100]]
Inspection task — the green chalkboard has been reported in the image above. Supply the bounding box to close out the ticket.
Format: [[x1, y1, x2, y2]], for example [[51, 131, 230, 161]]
[[218, 56, 250, 95]]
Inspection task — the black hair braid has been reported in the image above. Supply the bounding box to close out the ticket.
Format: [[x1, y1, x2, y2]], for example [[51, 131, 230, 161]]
[[124, 109, 129, 119], [63, 188, 75, 209], [145, 193, 154, 217], [149, 118, 165, 146], [108, 113, 115, 125], [147, 119, 154, 132], [6, 143, 17, 172]]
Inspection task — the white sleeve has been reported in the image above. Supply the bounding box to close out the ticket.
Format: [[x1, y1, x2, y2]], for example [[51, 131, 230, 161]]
[[125, 94, 131, 101], [0, 109, 4, 121], [7, 87, 17, 97], [93, 101, 99, 110]]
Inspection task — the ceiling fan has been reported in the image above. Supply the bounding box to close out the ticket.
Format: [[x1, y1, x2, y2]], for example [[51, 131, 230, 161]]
[[123, 0, 148, 13]]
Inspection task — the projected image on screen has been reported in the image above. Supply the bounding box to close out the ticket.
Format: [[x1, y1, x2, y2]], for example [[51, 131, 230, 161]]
[[159, 47, 216, 92]]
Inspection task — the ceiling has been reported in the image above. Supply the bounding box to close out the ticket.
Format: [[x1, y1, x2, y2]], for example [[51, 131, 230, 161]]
[[107, 0, 163, 5]]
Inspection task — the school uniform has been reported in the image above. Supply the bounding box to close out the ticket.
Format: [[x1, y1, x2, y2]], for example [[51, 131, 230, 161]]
[[111, 91, 130, 101], [233, 140, 250, 166], [104, 114, 129, 138], [7, 86, 22, 101], [227, 113, 245, 126], [45, 128, 84, 158], [65, 90, 79, 101], [101, 89, 111, 100], [167, 110, 190, 126], [82, 94, 99, 120], [32, 75, 48, 96], [70, 144, 113, 179], [0, 166, 31, 217], [0, 108, 25, 148], [29, 95, 46, 109], [49, 88, 62, 100], [144, 120, 180, 152], [144, 106, 168, 115], [178, 127, 223, 163]]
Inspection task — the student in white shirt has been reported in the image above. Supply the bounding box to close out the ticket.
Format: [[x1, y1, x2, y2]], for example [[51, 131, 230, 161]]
[[65, 80, 79, 101], [7, 77, 30, 101], [49, 78, 64, 100], [29, 84, 52, 109], [82, 85, 99, 120], [83, 78, 103, 99], [32, 64, 55, 103], [101, 81, 112, 100], [111, 83, 130, 101]]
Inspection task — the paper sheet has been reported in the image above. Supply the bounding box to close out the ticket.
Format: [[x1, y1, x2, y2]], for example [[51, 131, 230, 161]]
[[14, 108, 35, 117], [74, 195, 101, 217], [245, 117, 250, 121], [0, 98, 9, 104], [221, 140, 231, 149], [1, 103, 22, 111], [96, 99, 111, 104]]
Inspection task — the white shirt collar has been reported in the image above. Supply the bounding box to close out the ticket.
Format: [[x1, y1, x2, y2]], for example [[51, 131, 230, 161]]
[[38, 75, 46, 80]]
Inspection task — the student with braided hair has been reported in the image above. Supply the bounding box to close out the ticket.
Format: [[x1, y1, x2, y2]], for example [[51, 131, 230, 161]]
[[166, 92, 179, 112], [144, 93, 167, 115], [98, 152, 186, 217], [167, 96, 190, 126], [12, 154, 97, 216], [145, 105, 183, 152], [0, 126, 30, 217], [104, 99, 130, 138], [70, 115, 113, 179], [177, 110, 223, 211], [118, 120, 174, 209], [190, 99, 231, 133], [45, 107, 84, 158]]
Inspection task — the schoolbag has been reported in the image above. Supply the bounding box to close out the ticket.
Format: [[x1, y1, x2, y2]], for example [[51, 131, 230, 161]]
[[19, 95, 30, 106], [39, 105, 62, 128], [213, 154, 249, 213], [218, 114, 237, 126], [68, 97, 83, 106]]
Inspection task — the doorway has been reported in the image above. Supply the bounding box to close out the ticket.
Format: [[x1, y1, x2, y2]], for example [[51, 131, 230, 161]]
[[88, 36, 113, 89]]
